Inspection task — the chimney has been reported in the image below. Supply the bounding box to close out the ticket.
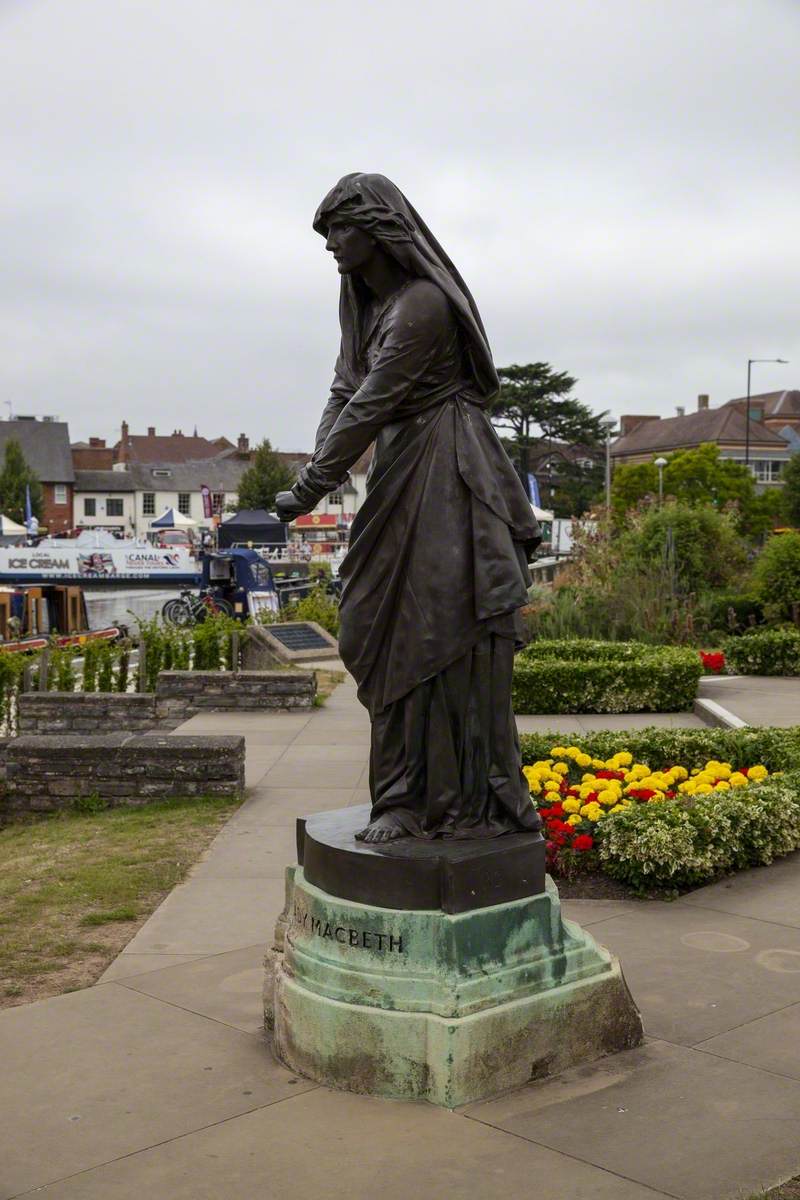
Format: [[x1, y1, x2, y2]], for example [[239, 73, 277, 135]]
[[697, 394, 710, 410], [676, 406, 685, 417], [237, 433, 250, 453], [89, 437, 106, 447], [147, 426, 156, 437], [619, 414, 660, 437], [118, 420, 129, 464]]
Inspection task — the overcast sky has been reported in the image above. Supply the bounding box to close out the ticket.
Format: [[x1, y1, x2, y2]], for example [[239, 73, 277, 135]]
[[1, 0, 797, 451]]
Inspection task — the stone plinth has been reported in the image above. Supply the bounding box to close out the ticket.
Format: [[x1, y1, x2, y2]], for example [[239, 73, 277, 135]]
[[267, 807, 643, 1108]]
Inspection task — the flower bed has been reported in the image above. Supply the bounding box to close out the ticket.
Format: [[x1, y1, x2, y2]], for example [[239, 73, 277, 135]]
[[521, 728, 800, 892], [512, 639, 702, 714], [724, 627, 800, 676]]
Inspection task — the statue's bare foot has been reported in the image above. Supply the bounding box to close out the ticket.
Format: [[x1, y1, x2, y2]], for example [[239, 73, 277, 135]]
[[355, 813, 406, 843]]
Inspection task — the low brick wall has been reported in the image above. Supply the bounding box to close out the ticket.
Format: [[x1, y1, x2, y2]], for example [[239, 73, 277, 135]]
[[155, 670, 316, 720], [18, 692, 157, 735], [2, 733, 245, 814]]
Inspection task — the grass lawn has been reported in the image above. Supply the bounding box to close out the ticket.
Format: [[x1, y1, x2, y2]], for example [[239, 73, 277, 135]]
[[750, 1181, 800, 1199], [0, 794, 241, 1009]]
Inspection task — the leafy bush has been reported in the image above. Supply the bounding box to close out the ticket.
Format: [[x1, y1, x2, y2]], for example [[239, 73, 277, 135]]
[[724, 626, 800, 676], [597, 773, 800, 891], [513, 639, 702, 713], [279, 585, 340, 636], [619, 503, 747, 595], [753, 532, 800, 618], [520, 726, 800, 774], [694, 590, 764, 636]]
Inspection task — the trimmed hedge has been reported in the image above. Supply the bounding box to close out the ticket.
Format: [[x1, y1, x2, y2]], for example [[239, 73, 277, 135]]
[[513, 639, 702, 714], [520, 726, 800, 774], [724, 626, 800, 676]]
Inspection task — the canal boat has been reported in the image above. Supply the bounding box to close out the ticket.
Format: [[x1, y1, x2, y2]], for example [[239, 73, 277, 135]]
[[0, 584, 125, 653]]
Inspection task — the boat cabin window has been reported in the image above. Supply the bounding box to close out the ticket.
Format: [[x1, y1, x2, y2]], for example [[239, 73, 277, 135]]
[[208, 558, 235, 583]]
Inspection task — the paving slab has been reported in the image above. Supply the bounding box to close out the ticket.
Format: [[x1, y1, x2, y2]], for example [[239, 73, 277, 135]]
[[699, 1000, 800, 1081], [261, 759, 365, 789], [118, 876, 284, 955], [186, 824, 298, 879], [0, 984, 314, 1199], [516, 715, 586, 734], [465, 1039, 800, 1200], [225, 790, 355, 830], [560, 898, 641, 928], [696, 675, 800, 726], [21, 1084, 672, 1200], [97, 952, 203, 983], [683, 850, 800, 929], [587, 901, 800, 1044], [119, 943, 266, 1035]]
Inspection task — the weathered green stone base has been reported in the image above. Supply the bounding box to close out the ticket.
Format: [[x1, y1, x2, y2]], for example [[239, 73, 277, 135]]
[[267, 867, 642, 1108]]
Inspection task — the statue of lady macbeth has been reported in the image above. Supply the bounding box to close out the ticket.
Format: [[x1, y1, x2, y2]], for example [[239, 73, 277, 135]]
[[276, 174, 542, 844]]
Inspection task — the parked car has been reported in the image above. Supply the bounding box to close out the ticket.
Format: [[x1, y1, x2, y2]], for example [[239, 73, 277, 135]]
[[156, 529, 195, 552]]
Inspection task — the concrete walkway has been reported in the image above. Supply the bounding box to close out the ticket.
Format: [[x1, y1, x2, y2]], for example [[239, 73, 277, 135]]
[[699, 674, 800, 727], [3, 681, 800, 1199]]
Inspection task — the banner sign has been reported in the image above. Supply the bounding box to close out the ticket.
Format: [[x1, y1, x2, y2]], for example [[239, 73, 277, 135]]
[[200, 484, 213, 519]]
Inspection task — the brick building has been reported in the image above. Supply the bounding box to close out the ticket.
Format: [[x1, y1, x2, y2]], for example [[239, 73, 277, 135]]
[[0, 417, 74, 532]]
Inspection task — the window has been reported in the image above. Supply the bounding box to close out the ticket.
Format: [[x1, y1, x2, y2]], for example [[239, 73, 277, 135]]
[[54, 484, 67, 505], [178, 493, 191, 516], [212, 491, 225, 515], [83, 498, 96, 516], [731, 459, 785, 484], [142, 492, 155, 515], [328, 490, 343, 506], [106, 498, 124, 516]]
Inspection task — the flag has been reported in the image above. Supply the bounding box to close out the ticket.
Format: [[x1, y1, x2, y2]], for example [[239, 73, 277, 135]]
[[25, 483, 33, 532], [200, 484, 213, 519], [527, 473, 541, 507]]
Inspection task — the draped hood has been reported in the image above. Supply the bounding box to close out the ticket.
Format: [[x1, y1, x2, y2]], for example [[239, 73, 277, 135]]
[[313, 173, 499, 402]]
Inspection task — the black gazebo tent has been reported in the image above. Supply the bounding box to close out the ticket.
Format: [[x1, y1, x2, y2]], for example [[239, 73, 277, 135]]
[[217, 509, 288, 550]]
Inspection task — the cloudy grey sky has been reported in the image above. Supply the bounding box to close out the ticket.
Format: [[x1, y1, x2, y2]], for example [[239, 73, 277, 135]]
[[2, 0, 797, 451]]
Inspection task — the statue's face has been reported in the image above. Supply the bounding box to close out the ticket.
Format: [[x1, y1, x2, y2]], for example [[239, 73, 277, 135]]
[[325, 221, 376, 275]]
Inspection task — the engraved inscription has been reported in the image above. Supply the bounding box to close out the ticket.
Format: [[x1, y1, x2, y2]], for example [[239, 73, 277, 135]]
[[293, 903, 404, 953]]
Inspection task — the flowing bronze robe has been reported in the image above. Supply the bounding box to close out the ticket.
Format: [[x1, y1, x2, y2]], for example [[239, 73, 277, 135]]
[[296, 274, 542, 838]]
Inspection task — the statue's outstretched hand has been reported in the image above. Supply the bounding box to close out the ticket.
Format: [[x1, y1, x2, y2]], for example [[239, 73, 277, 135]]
[[275, 490, 308, 523]]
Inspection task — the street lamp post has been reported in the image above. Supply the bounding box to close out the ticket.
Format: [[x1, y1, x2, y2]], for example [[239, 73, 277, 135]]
[[655, 457, 667, 506], [745, 358, 789, 466]]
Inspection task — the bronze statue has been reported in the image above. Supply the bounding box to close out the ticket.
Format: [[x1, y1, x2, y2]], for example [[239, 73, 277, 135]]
[[276, 174, 542, 844]]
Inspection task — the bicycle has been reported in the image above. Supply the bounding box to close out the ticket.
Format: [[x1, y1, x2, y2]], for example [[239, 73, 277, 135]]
[[161, 588, 235, 626]]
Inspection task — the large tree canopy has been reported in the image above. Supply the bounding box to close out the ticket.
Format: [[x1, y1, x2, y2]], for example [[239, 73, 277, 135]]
[[0, 439, 43, 526], [235, 439, 297, 512], [488, 362, 611, 516]]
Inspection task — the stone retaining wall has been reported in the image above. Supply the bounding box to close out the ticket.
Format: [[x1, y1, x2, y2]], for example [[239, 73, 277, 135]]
[[155, 670, 315, 720], [15, 670, 316, 736], [18, 692, 157, 735], [2, 733, 245, 814]]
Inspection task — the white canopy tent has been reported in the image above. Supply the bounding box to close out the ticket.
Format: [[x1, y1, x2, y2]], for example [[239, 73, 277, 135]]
[[150, 507, 198, 529], [0, 514, 27, 536]]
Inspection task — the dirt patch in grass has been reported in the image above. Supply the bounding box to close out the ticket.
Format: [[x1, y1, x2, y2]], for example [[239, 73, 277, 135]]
[[0, 794, 240, 1009], [749, 1179, 800, 1199]]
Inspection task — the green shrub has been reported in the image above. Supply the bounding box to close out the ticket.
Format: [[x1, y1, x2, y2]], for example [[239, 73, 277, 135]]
[[513, 639, 702, 713], [724, 626, 800, 676], [280, 585, 340, 637], [620, 503, 747, 595], [520, 726, 800, 774], [753, 532, 800, 617], [596, 772, 800, 892], [695, 590, 764, 635]]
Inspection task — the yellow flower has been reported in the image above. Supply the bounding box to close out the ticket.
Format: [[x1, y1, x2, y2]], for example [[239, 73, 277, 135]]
[[694, 783, 713, 794], [729, 772, 748, 788], [553, 762, 569, 776], [576, 753, 592, 768], [562, 797, 581, 814], [550, 746, 567, 758], [714, 781, 730, 791], [543, 779, 561, 792], [597, 789, 618, 805], [566, 814, 582, 826], [748, 765, 768, 781], [615, 752, 633, 766]]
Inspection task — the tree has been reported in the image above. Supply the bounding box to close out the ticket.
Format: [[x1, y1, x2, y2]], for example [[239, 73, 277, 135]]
[[234, 439, 297, 512], [488, 363, 611, 516], [0, 439, 43, 526], [780, 453, 800, 526], [611, 443, 780, 536]]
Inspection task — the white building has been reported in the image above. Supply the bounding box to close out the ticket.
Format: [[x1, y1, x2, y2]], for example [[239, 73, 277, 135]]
[[74, 458, 247, 538]]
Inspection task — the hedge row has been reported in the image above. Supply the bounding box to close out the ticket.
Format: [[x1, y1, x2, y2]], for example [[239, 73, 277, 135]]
[[520, 726, 800, 774], [512, 639, 702, 714], [724, 626, 800, 676]]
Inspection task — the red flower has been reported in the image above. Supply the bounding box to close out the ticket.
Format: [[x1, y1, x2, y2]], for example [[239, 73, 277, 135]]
[[547, 802, 565, 817], [595, 769, 624, 781], [573, 834, 594, 851], [628, 788, 656, 801], [700, 650, 725, 673]]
